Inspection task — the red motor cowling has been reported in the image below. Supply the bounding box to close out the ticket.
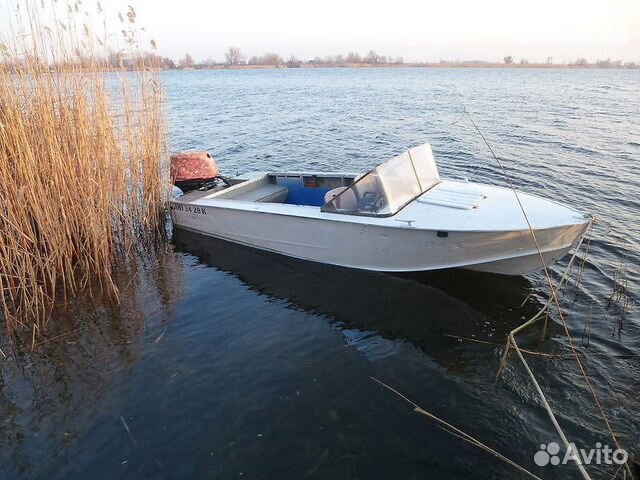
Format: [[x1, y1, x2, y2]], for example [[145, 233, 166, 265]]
[[170, 151, 220, 192]]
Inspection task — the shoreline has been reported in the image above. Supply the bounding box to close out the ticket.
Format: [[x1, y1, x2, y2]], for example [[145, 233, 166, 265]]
[[175, 62, 640, 71]]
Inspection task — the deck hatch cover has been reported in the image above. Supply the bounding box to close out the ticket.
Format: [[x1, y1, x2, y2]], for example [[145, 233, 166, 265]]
[[417, 185, 487, 210]]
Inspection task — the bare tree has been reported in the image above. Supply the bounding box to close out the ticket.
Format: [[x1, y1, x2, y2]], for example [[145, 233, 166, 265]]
[[201, 57, 218, 67], [261, 53, 283, 65], [287, 55, 301, 67], [364, 50, 380, 64], [225, 46, 245, 65], [519, 58, 529, 65], [345, 52, 361, 63], [503, 55, 514, 64], [248, 53, 283, 66], [163, 56, 176, 69], [178, 53, 195, 68], [546, 56, 553, 65]]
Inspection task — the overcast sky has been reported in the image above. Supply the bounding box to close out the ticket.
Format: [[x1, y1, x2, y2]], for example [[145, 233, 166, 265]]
[[3, 0, 639, 62]]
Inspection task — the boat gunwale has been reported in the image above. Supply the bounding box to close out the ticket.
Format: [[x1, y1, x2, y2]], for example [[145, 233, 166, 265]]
[[170, 196, 590, 240], [178, 171, 589, 223], [170, 188, 591, 234]]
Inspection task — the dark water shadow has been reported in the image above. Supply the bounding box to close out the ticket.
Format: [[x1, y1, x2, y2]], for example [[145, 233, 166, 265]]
[[0, 244, 185, 479], [172, 228, 545, 371]]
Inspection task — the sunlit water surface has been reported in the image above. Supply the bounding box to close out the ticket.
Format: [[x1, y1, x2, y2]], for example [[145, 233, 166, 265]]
[[1, 68, 639, 479]]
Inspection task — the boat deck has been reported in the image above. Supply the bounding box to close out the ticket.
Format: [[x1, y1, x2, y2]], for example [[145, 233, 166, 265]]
[[172, 168, 589, 234]]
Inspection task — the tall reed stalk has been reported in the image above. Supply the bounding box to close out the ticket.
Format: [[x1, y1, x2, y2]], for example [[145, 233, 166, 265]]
[[0, 1, 169, 344]]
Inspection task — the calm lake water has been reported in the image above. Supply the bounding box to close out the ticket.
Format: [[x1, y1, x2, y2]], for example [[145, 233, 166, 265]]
[[2, 68, 639, 479]]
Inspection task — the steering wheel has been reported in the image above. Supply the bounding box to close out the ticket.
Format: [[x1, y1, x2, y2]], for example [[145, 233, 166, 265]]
[[360, 191, 382, 211]]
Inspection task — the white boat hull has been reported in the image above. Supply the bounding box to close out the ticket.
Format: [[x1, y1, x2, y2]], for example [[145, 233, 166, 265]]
[[170, 199, 588, 275], [466, 245, 575, 275], [169, 142, 590, 277]]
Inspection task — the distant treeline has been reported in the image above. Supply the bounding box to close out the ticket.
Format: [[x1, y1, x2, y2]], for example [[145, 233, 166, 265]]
[[170, 48, 405, 68], [166, 48, 639, 69], [4, 47, 637, 71]]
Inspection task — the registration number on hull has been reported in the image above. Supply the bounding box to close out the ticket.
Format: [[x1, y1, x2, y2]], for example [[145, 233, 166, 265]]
[[172, 204, 207, 215]]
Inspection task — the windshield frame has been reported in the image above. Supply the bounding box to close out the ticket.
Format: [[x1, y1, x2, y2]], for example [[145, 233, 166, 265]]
[[320, 145, 441, 218]]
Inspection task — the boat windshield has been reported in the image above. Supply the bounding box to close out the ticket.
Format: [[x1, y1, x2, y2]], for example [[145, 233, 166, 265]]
[[321, 144, 440, 217]]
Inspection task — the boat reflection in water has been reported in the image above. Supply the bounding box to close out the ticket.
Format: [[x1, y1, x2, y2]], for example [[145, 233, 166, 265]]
[[172, 228, 545, 371]]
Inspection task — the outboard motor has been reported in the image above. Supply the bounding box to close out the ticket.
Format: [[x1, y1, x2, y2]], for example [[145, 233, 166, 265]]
[[170, 151, 226, 193]]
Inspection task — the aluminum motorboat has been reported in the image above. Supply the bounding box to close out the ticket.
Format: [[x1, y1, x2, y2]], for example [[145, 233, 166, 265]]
[[169, 144, 591, 275]]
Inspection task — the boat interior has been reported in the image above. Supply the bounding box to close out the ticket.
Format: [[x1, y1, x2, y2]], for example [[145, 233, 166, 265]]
[[208, 173, 356, 206], [183, 170, 487, 215]]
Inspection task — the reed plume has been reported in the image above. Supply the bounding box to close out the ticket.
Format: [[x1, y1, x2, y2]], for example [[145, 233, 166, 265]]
[[0, 1, 169, 345]]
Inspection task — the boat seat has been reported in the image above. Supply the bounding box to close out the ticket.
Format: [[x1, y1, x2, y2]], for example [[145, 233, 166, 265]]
[[233, 183, 289, 203], [324, 187, 358, 210]]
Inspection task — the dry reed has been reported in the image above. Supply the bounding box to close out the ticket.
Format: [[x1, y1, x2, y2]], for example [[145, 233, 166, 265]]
[[450, 107, 633, 478], [370, 376, 543, 479], [0, 1, 169, 345]]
